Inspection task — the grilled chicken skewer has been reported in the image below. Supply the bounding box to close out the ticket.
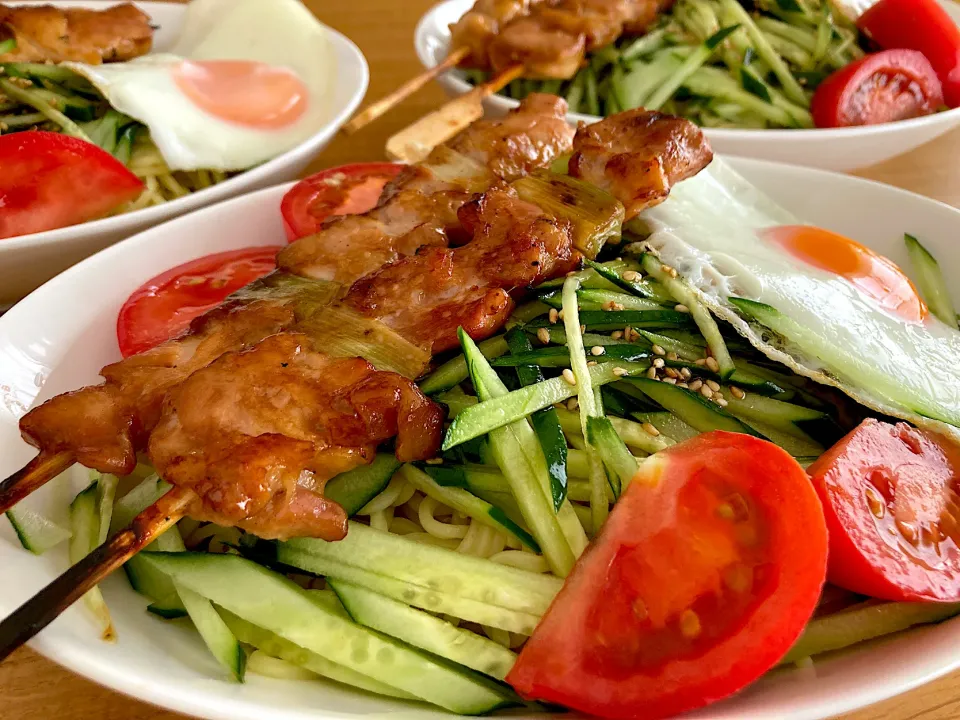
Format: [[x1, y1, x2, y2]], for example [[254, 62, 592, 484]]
[[0, 94, 576, 517], [0, 2, 154, 64], [0, 104, 712, 662]]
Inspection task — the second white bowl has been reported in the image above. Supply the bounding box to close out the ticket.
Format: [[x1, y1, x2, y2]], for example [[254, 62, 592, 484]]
[[415, 0, 960, 173]]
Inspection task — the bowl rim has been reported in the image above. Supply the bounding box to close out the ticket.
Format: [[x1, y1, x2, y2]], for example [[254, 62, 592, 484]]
[[0, 0, 369, 250], [6, 156, 960, 720], [414, 0, 960, 140]]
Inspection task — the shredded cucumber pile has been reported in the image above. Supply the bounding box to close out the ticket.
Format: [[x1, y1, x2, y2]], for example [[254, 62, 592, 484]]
[[5, 235, 960, 710], [463, 0, 866, 129], [0, 63, 229, 209]]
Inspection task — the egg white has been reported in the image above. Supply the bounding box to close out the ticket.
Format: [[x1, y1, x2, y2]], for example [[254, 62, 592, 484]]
[[64, 0, 335, 171], [638, 158, 960, 445]]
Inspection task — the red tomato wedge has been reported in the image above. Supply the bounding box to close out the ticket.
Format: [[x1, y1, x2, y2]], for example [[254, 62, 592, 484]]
[[858, 0, 960, 108], [811, 50, 944, 128], [507, 432, 828, 720], [117, 246, 280, 358], [808, 418, 960, 602], [0, 131, 144, 240], [280, 162, 405, 242]]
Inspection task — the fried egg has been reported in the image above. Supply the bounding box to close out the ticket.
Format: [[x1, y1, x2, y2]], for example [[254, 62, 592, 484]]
[[640, 159, 960, 444], [64, 0, 334, 171]]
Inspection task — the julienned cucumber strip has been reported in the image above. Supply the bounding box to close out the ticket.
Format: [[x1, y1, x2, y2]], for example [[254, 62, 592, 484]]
[[419, 335, 509, 395], [584, 259, 674, 303], [280, 549, 542, 635], [491, 344, 652, 368], [285, 521, 561, 614], [622, 377, 762, 436], [443, 361, 648, 450], [781, 601, 960, 666], [633, 412, 699, 443], [640, 254, 736, 379], [644, 25, 741, 110], [220, 610, 412, 697], [6, 506, 71, 555], [540, 287, 665, 312], [555, 407, 672, 454], [93, 471, 119, 546], [904, 234, 958, 328], [325, 454, 401, 517], [461, 329, 580, 576], [526, 309, 691, 330], [562, 277, 609, 533], [330, 579, 518, 681], [399, 464, 539, 551], [69, 482, 114, 640], [177, 584, 245, 682], [506, 328, 568, 511], [586, 416, 639, 498], [730, 296, 960, 428], [142, 552, 517, 714]]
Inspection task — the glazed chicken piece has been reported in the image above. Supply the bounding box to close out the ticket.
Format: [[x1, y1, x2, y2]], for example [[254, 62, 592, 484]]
[[0, 3, 153, 64], [449, 0, 539, 67], [20, 299, 295, 475], [148, 332, 444, 540], [279, 94, 574, 283], [343, 187, 578, 355], [447, 93, 576, 181], [569, 109, 713, 217]]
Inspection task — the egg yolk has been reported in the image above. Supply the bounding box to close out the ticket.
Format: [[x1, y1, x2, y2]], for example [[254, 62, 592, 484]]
[[763, 224, 927, 323], [172, 60, 307, 129]]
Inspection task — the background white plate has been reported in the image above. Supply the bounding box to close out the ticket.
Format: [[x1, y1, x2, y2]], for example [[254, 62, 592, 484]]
[[415, 0, 960, 173], [2, 159, 960, 719], [0, 0, 368, 306]]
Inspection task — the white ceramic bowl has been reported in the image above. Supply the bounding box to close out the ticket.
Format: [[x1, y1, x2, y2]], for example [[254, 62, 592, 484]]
[[0, 0, 368, 307], [416, 0, 960, 173], [2, 158, 960, 719]]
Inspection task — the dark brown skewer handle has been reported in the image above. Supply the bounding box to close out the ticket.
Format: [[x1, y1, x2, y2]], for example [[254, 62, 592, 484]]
[[0, 451, 74, 516], [0, 485, 194, 663]]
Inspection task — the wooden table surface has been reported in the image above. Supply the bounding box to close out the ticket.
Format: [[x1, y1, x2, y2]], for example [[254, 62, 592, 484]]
[[5, 0, 960, 718]]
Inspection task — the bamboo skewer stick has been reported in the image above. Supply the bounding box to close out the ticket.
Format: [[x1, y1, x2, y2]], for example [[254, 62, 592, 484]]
[[0, 485, 195, 662], [0, 451, 74, 515], [385, 64, 525, 164], [342, 46, 471, 135]]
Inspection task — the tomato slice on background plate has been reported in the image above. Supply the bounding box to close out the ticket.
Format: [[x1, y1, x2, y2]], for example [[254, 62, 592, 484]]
[[281, 162, 405, 242], [857, 0, 960, 108], [811, 49, 944, 128], [808, 418, 960, 602], [117, 246, 280, 357], [0, 131, 144, 240], [507, 432, 828, 720]]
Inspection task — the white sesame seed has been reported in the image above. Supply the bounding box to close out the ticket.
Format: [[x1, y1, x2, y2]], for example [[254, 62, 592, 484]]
[[652, 358, 665, 369], [705, 357, 720, 373], [587, 360, 598, 366], [664, 367, 679, 379], [537, 327, 550, 344], [627, 328, 639, 342], [425, 458, 444, 465], [730, 386, 745, 400], [646, 366, 658, 380], [558, 310, 565, 320], [642, 422, 660, 437], [612, 302, 625, 311], [688, 379, 703, 391], [611, 331, 624, 340], [676, 382, 689, 389], [562, 369, 577, 385], [679, 367, 692, 380], [666, 351, 679, 362], [662, 377, 677, 385], [622, 270, 639, 282], [612, 367, 629, 377], [549, 308, 559, 324], [580, 324, 586, 334], [700, 385, 714, 399], [706, 379, 721, 392], [695, 358, 707, 366], [716, 397, 728, 407], [567, 397, 579, 411], [590, 346, 605, 356], [602, 300, 615, 311], [674, 304, 689, 313], [652, 344, 666, 356]]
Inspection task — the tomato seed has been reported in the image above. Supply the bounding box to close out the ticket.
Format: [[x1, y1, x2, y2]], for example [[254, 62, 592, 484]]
[[632, 598, 648, 621], [679, 610, 701, 639], [864, 486, 885, 519]]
